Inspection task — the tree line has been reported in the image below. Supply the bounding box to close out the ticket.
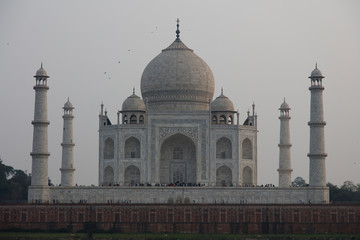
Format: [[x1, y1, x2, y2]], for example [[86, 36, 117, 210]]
[[292, 176, 360, 202], [1, 159, 360, 202]]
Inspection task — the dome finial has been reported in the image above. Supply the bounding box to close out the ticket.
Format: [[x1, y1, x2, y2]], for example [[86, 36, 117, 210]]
[[176, 18, 180, 41], [41, 62, 43, 69], [133, 87, 135, 95], [221, 87, 223, 95], [315, 62, 318, 69]]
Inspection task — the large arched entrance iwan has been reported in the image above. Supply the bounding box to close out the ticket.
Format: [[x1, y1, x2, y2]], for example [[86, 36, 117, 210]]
[[160, 133, 196, 184]]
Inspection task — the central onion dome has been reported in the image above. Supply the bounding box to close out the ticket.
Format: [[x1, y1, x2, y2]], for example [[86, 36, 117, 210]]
[[141, 21, 215, 111]]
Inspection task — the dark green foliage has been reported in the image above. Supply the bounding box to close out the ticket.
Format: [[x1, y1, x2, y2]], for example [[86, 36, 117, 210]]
[[0, 158, 31, 202], [291, 176, 307, 187], [327, 181, 360, 202], [291, 176, 360, 202]]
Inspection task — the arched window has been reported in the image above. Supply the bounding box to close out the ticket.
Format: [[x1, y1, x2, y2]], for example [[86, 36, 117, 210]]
[[212, 115, 217, 124], [103, 138, 114, 159], [243, 166, 253, 186], [139, 115, 144, 124], [104, 166, 114, 185], [219, 115, 226, 124], [124, 165, 140, 186], [123, 115, 128, 124], [130, 115, 137, 124], [216, 137, 232, 158], [228, 115, 233, 124], [216, 165, 232, 186], [125, 137, 140, 158], [242, 138, 253, 159], [173, 147, 183, 159]]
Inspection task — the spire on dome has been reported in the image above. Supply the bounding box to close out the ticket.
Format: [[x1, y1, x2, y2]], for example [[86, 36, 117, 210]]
[[280, 98, 290, 110], [35, 62, 49, 78], [176, 18, 180, 41], [309, 63, 324, 78], [64, 97, 74, 110], [133, 87, 135, 95], [221, 87, 223, 95]]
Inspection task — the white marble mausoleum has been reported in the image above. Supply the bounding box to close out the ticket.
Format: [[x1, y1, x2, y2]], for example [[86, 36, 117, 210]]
[[28, 21, 329, 204]]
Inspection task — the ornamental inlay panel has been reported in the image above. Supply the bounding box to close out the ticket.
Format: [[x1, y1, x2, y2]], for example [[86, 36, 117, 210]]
[[159, 127, 198, 140]]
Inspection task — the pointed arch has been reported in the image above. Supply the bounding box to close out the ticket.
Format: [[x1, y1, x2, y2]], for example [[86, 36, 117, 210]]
[[104, 166, 114, 185], [216, 137, 232, 158], [216, 165, 232, 186], [124, 165, 140, 186], [160, 133, 196, 184], [212, 115, 217, 124], [228, 115, 233, 124], [103, 137, 114, 159], [123, 115, 128, 124], [219, 115, 226, 124], [125, 137, 140, 158], [243, 166, 253, 186], [139, 115, 144, 124], [130, 114, 137, 124], [242, 138, 253, 159]]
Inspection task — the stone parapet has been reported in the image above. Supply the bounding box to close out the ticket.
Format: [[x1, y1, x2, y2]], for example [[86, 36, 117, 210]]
[[28, 186, 329, 204]]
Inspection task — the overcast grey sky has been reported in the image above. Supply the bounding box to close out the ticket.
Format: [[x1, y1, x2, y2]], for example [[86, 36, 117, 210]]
[[0, 0, 359, 186]]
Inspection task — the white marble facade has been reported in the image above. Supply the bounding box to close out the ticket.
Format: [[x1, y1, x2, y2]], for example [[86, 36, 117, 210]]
[[99, 112, 258, 187]]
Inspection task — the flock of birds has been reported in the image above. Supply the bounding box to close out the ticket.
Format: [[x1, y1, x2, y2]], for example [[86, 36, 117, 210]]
[[103, 24, 191, 81], [103, 26, 159, 80]]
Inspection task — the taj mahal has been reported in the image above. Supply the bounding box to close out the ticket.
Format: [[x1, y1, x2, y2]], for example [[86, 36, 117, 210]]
[[28, 21, 329, 204]]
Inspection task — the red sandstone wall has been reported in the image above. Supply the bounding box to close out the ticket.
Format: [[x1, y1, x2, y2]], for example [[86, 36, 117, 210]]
[[0, 204, 359, 234]]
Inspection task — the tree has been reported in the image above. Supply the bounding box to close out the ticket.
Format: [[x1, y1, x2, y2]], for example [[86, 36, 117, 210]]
[[0, 158, 31, 202], [327, 181, 360, 202], [292, 176, 307, 187], [341, 180, 357, 192]]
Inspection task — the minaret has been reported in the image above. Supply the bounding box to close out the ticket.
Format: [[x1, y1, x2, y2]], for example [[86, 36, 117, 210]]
[[277, 99, 292, 187], [308, 64, 327, 187], [60, 98, 75, 186], [30, 63, 50, 186]]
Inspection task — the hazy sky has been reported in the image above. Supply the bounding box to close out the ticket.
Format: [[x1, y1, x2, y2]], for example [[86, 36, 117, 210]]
[[1, 0, 359, 186]]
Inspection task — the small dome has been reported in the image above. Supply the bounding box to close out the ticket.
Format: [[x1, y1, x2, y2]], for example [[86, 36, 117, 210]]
[[35, 63, 48, 77], [310, 64, 324, 78], [122, 93, 146, 112], [64, 98, 74, 109], [279, 99, 290, 110], [211, 91, 234, 112]]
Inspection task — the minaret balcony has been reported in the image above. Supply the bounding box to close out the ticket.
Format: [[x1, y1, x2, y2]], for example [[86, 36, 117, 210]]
[[307, 121, 326, 126], [307, 153, 328, 158]]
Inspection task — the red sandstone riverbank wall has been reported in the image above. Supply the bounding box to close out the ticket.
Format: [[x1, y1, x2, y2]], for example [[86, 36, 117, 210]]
[[0, 204, 359, 234]]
